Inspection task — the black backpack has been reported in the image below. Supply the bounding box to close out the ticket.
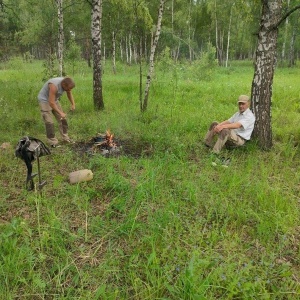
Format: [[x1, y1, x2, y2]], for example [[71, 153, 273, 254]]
[[15, 136, 51, 190]]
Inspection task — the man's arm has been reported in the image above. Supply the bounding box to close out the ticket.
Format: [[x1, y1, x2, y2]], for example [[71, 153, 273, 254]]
[[48, 83, 66, 119], [66, 90, 75, 111], [214, 120, 242, 133]]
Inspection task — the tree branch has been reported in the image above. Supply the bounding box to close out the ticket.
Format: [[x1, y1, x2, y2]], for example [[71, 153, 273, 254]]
[[274, 4, 300, 28]]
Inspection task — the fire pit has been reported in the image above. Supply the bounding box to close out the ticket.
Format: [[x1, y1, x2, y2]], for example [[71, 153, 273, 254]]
[[72, 130, 154, 158], [74, 130, 122, 157]]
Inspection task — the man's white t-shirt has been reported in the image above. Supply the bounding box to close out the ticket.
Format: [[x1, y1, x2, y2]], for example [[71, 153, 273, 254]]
[[228, 108, 255, 140]]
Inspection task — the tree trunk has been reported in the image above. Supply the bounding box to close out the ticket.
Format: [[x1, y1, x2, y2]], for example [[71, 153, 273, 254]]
[[175, 41, 181, 63], [251, 0, 282, 150], [171, 0, 176, 62], [85, 37, 91, 68], [125, 35, 129, 64], [139, 38, 143, 111], [288, 26, 296, 67], [288, 10, 299, 67], [214, 0, 222, 65], [141, 0, 165, 112], [112, 31, 116, 74], [91, 0, 104, 110], [120, 38, 123, 61], [225, 4, 234, 68], [103, 41, 106, 65], [144, 35, 147, 60], [281, 0, 290, 62], [57, 0, 64, 76], [129, 33, 132, 65], [188, 0, 192, 63]]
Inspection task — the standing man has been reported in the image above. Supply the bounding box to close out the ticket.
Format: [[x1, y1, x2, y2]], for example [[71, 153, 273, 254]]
[[38, 77, 76, 147], [204, 95, 255, 154]]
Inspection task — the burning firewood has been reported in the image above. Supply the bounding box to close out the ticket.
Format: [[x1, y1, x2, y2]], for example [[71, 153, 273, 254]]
[[90, 129, 121, 156]]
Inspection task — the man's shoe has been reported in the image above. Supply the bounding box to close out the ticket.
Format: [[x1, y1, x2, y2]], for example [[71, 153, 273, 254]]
[[211, 155, 230, 167], [220, 157, 231, 166], [62, 139, 75, 144], [51, 144, 61, 148]]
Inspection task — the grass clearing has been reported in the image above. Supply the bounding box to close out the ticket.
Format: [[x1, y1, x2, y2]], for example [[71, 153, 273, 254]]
[[0, 59, 300, 299]]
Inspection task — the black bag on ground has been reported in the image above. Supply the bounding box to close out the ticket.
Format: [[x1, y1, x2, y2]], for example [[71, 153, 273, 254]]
[[15, 136, 51, 190]]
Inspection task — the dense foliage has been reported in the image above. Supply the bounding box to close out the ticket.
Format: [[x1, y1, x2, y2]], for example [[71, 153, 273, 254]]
[[0, 0, 299, 66]]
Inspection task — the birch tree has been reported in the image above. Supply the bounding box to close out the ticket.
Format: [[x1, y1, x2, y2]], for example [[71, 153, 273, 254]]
[[225, 2, 234, 68], [288, 8, 299, 67], [56, 0, 64, 76], [280, 0, 290, 61], [91, 0, 104, 110], [141, 0, 165, 112], [251, 0, 300, 149]]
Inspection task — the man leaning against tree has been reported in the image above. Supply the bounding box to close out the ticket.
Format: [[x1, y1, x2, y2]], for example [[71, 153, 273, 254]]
[[204, 95, 255, 154]]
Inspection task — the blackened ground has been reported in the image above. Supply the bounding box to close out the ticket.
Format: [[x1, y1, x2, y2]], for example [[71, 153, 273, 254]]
[[71, 137, 154, 158]]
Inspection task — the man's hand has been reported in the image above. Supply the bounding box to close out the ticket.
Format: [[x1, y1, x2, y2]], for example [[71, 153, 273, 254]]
[[214, 122, 242, 133], [60, 112, 67, 119], [66, 90, 75, 111], [213, 124, 224, 133]]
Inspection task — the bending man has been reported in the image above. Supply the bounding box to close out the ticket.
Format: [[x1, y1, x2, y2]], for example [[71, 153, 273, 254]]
[[38, 77, 76, 147]]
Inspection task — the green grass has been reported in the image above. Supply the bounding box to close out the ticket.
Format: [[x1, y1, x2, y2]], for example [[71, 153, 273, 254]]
[[0, 58, 300, 299]]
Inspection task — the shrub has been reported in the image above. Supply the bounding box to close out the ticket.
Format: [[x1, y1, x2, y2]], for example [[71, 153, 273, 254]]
[[189, 43, 218, 81]]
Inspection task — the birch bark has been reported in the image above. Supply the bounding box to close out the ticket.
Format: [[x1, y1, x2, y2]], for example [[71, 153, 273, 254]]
[[112, 31, 116, 74], [91, 0, 104, 110], [251, 0, 282, 149], [57, 0, 64, 76], [141, 0, 165, 112]]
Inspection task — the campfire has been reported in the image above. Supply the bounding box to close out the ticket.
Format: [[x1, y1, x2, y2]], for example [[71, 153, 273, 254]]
[[87, 129, 122, 157], [72, 129, 153, 158]]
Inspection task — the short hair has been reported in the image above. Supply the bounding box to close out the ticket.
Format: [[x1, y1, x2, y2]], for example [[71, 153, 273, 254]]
[[62, 77, 75, 89]]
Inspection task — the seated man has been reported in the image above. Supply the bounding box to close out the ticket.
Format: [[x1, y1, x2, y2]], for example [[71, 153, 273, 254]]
[[204, 95, 255, 154]]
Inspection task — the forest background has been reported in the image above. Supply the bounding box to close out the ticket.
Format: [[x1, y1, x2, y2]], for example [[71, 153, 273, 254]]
[[0, 0, 300, 299], [1, 0, 299, 70]]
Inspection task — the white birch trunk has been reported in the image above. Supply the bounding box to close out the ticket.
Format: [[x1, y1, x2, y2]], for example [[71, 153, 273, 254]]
[[91, 0, 104, 109], [133, 45, 137, 64], [188, 0, 192, 62], [57, 0, 64, 76], [125, 36, 129, 64], [225, 5, 233, 68], [120, 38, 123, 61], [103, 41, 106, 65], [129, 33, 132, 65], [214, 0, 220, 65], [144, 35, 147, 60], [142, 0, 165, 112], [281, 0, 290, 60], [251, 0, 282, 149], [112, 31, 116, 74], [288, 25, 296, 67]]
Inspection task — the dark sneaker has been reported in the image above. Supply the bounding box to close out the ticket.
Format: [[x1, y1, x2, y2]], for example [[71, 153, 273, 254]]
[[214, 157, 230, 168], [220, 157, 231, 166]]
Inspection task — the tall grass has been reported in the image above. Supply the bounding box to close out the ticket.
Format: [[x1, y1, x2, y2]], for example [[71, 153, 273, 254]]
[[0, 58, 299, 299]]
